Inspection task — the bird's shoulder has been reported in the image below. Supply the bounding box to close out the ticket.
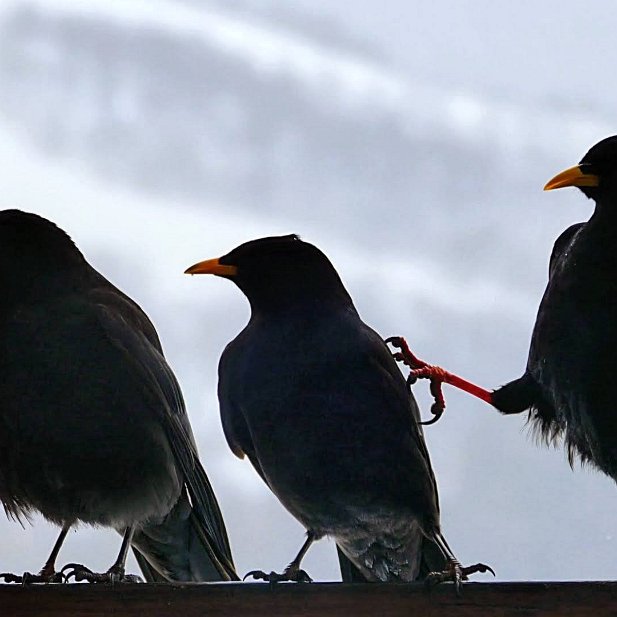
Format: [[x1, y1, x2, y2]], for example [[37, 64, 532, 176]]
[[85, 270, 164, 352], [217, 308, 424, 445], [220, 308, 395, 369], [548, 222, 585, 278], [49, 273, 185, 419], [220, 308, 412, 402], [2, 267, 160, 351]]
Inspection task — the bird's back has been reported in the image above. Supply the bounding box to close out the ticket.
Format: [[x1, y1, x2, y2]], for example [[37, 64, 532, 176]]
[[0, 268, 235, 581], [0, 285, 180, 525]]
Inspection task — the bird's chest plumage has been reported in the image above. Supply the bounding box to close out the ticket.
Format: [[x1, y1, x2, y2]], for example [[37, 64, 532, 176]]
[[532, 232, 615, 373], [530, 226, 617, 465]]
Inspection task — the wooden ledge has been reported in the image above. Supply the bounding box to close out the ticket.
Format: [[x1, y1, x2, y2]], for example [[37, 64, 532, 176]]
[[1, 581, 616, 616]]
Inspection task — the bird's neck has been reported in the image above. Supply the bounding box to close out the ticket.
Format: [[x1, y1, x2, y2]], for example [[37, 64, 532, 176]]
[[244, 283, 355, 316], [2, 266, 91, 313], [249, 299, 358, 326], [572, 199, 617, 278], [589, 194, 617, 230]]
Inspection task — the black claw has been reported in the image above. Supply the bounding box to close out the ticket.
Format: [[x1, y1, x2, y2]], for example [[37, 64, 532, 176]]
[[61, 563, 141, 584], [0, 573, 23, 584], [24, 571, 64, 584], [243, 568, 312, 584], [419, 409, 443, 426], [424, 570, 448, 589], [430, 402, 444, 415], [61, 563, 93, 583], [418, 402, 445, 426], [118, 573, 142, 583], [0, 571, 64, 585], [461, 562, 495, 578], [243, 569, 271, 582], [293, 569, 313, 583], [426, 559, 494, 595]]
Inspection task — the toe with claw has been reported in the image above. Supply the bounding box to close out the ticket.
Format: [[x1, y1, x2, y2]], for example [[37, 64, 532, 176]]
[[61, 563, 142, 584], [386, 336, 449, 424], [0, 573, 23, 584], [426, 559, 495, 595], [0, 570, 63, 584], [386, 335, 494, 416], [0, 573, 24, 584], [244, 566, 313, 584]]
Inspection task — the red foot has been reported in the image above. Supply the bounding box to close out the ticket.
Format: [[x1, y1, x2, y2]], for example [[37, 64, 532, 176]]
[[386, 336, 493, 425]]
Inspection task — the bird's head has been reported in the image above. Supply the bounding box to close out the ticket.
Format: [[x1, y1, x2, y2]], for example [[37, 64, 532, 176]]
[[185, 234, 353, 314], [0, 209, 85, 297], [544, 135, 617, 201]]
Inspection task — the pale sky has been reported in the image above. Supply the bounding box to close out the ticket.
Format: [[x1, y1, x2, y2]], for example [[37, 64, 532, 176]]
[[1, 0, 616, 582]]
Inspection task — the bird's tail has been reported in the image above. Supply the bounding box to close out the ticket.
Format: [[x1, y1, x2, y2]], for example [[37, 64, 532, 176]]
[[492, 373, 547, 415], [336, 545, 369, 582], [492, 372, 561, 445], [131, 486, 238, 582], [337, 534, 451, 583], [417, 534, 450, 578]]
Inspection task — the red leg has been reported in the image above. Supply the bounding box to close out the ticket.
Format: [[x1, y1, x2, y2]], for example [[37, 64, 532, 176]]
[[386, 336, 493, 424]]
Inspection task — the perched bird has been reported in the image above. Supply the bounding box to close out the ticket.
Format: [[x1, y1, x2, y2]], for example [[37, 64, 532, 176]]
[[185, 235, 490, 585], [0, 210, 237, 584], [490, 136, 617, 477], [391, 138, 617, 479]]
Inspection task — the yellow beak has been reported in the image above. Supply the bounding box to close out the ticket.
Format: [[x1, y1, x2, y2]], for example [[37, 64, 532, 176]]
[[184, 258, 238, 276], [544, 165, 600, 191]]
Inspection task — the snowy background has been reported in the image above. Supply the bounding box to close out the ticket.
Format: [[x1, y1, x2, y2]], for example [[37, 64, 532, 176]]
[[1, 0, 616, 582]]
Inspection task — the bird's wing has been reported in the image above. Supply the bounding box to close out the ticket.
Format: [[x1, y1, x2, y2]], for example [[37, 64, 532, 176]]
[[89, 285, 237, 580], [362, 325, 441, 518], [337, 545, 369, 582], [218, 338, 268, 482]]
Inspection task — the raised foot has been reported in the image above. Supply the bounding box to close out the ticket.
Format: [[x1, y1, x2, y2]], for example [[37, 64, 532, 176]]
[[61, 563, 142, 584], [386, 336, 446, 424], [0, 570, 63, 584], [426, 560, 495, 595], [386, 335, 494, 414], [244, 567, 313, 583]]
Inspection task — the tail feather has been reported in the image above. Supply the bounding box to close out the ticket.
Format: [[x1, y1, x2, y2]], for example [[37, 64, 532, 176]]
[[337, 534, 450, 583], [131, 489, 238, 582], [337, 545, 368, 582], [164, 415, 236, 574], [417, 535, 448, 579], [132, 548, 166, 582], [186, 460, 237, 580], [336, 523, 426, 583], [492, 372, 547, 415]]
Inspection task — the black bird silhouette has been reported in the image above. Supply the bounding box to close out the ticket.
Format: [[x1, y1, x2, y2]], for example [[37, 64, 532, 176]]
[[0, 210, 237, 584], [185, 235, 491, 586], [490, 136, 617, 476]]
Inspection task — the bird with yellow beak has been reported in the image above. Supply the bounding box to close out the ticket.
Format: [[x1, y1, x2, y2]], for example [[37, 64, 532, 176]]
[[491, 136, 617, 482], [185, 235, 493, 588], [413, 136, 617, 483]]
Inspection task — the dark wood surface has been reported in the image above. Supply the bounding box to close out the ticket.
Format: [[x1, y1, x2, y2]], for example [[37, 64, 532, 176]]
[[1, 581, 616, 616]]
